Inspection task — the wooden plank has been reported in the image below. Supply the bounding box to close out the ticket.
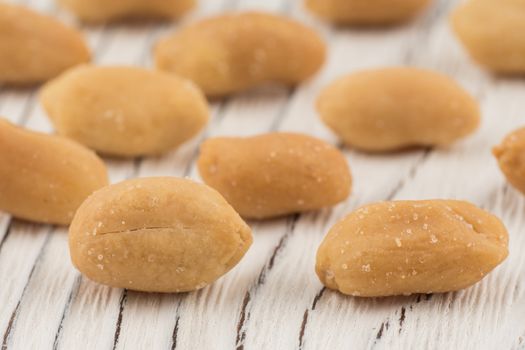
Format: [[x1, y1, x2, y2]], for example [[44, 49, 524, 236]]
[[296, 2, 525, 349], [114, 1, 294, 347], [58, 1, 234, 349], [0, 4, 139, 349], [53, 17, 157, 350], [0, 224, 51, 348], [232, 2, 447, 349], [0, 14, 45, 343], [7, 229, 78, 350]]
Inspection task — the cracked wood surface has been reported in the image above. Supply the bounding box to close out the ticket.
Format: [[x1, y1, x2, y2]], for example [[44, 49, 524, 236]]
[[1, 0, 525, 349]]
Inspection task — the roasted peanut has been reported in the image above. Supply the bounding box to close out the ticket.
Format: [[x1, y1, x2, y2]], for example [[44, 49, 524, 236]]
[[197, 133, 351, 219], [41, 65, 209, 157], [452, 0, 525, 74], [316, 200, 508, 297], [57, 0, 195, 23], [317, 67, 480, 152], [493, 127, 525, 194], [305, 0, 432, 25], [0, 3, 90, 85], [0, 119, 108, 225], [155, 12, 326, 97], [69, 177, 253, 292]]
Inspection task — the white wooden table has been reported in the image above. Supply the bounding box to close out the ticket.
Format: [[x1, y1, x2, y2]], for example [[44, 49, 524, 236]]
[[2, 0, 525, 349]]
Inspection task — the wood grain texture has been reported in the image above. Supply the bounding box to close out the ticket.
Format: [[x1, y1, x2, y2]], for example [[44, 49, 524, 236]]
[[1, 0, 525, 349]]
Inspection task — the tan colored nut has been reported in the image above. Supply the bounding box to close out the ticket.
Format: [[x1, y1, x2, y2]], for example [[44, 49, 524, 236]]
[[493, 127, 525, 194], [451, 0, 525, 74], [40, 65, 209, 157], [316, 200, 509, 297], [57, 0, 195, 23], [0, 119, 108, 225], [155, 12, 326, 97], [305, 0, 432, 25], [0, 3, 90, 85], [69, 177, 253, 292], [317, 67, 480, 152], [197, 133, 352, 219]]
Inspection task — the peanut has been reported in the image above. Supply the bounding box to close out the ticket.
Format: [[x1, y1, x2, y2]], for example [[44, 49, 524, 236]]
[[155, 12, 326, 97], [69, 177, 253, 292], [197, 133, 352, 219], [493, 127, 525, 194], [316, 200, 508, 297], [56, 0, 195, 23], [40, 65, 209, 157], [0, 119, 108, 225], [452, 0, 525, 74], [0, 3, 90, 85], [317, 67, 480, 152], [305, 0, 432, 25]]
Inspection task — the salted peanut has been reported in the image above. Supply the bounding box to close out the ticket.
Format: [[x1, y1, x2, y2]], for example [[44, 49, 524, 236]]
[[155, 12, 326, 97], [316, 200, 508, 297], [0, 119, 108, 225], [451, 0, 525, 74], [305, 0, 432, 25], [0, 3, 90, 85], [57, 0, 195, 23], [69, 177, 252, 292], [317, 68, 480, 152], [198, 133, 351, 219], [41, 65, 209, 157], [493, 127, 525, 194]]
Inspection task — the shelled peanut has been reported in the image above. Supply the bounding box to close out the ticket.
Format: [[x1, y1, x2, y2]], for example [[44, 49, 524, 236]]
[[198, 133, 351, 219], [493, 127, 525, 194], [0, 119, 108, 225], [69, 177, 252, 292], [41, 65, 209, 157], [305, 0, 433, 25], [316, 200, 508, 297], [0, 3, 90, 85], [452, 0, 525, 74], [155, 12, 326, 97], [317, 67, 480, 152], [56, 0, 195, 23]]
